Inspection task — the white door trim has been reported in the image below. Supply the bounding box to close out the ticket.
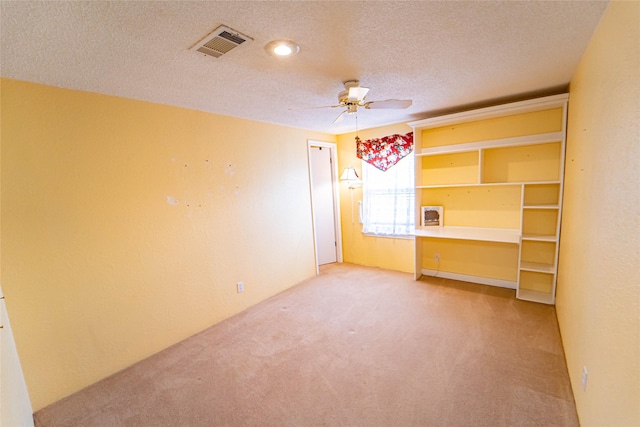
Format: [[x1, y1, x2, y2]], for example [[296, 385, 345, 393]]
[[0, 286, 35, 426], [307, 140, 343, 274]]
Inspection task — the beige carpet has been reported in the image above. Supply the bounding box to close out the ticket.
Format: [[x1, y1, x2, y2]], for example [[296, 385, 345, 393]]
[[34, 263, 578, 426]]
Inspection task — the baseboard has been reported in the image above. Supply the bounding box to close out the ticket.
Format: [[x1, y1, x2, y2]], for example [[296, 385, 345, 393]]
[[421, 269, 517, 290]]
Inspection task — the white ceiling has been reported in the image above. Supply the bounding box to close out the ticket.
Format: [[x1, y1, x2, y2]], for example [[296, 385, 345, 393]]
[[0, 1, 608, 135]]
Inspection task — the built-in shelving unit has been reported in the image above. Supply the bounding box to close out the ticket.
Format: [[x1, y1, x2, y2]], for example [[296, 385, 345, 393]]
[[410, 94, 568, 304]]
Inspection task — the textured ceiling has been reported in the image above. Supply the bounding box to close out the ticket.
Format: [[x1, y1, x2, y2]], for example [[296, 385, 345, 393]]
[[0, 1, 608, 134]]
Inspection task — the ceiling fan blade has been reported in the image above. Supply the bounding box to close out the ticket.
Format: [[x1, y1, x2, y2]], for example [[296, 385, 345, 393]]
[[289, 104, 342, 111], [348, 86, 369, 102], [333, 110, 348, 124], [365, 99, 412, 109]]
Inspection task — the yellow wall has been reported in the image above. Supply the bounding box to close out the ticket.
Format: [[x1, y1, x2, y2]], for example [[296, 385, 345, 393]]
[[421, 185, 522, 229], [557, 2, 640, 426], [0, 79, 334, 410], [420, 238, 518, 281], [337, 123, 414, 273]]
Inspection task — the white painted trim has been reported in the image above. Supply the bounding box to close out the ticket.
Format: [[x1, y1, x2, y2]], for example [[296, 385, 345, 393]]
[[409, 94, 569, 129], [0, 286, 35, 427], [307, 140, 343, 274], [421, 269, 517, 290]]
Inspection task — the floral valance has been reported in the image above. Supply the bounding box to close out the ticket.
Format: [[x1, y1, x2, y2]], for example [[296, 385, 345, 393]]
[[356, 132, 414, 172]]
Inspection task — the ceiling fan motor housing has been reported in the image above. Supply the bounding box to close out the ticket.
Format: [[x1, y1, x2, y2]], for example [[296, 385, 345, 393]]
[[338, 90, 350, 104]]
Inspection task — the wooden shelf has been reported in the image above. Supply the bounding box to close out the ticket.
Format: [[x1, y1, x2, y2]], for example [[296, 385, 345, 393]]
[[414, 226, 520, 244], [521, 233, 557, 242], [517, 289, 555, 305], [520, 261, 555, 273], [416, 132, 564, 157], [523, 204, 560, 209], [417, 181, 560, 190], [522, 234, 557, 242]]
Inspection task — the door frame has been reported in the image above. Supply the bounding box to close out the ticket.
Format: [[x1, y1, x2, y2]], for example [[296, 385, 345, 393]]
[[307, 140, 343, 273]]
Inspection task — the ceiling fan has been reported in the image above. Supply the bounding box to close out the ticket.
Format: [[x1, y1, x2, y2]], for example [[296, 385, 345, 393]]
[[296, 80, 412, 124]]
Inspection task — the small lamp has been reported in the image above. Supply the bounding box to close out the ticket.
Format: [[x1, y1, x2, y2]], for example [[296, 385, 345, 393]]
[[341, 166, 362, 224], [340, 166, 362, 189]]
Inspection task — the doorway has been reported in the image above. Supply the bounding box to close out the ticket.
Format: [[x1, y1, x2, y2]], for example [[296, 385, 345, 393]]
[[308, 141, 343, 272]]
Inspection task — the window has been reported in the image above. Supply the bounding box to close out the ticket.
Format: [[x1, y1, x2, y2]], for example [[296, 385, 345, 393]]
[[361, 151, 415, 236]]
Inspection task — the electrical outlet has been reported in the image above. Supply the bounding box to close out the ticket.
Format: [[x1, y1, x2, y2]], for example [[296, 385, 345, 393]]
[[434, 253, 440, 262], [581, 366, 588, 391], [237, 282, 244, 293]]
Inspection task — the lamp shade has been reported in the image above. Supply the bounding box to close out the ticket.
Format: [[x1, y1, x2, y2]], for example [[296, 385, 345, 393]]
[[340, 166, 359, 181]]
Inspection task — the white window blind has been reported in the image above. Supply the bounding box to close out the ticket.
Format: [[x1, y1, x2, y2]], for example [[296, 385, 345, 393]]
[[361, 152, 415, 236]]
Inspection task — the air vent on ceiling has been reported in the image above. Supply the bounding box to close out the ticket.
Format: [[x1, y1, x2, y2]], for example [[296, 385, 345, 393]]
[[191, 25, 253, 58]]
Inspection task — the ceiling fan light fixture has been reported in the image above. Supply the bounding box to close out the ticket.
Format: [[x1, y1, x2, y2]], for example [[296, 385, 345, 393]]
[[265, 39, 300, 57], [348, 86, 369, 102]]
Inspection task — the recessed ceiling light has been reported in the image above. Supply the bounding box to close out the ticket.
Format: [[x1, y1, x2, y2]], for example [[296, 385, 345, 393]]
[[265, 40, 300, 57]]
